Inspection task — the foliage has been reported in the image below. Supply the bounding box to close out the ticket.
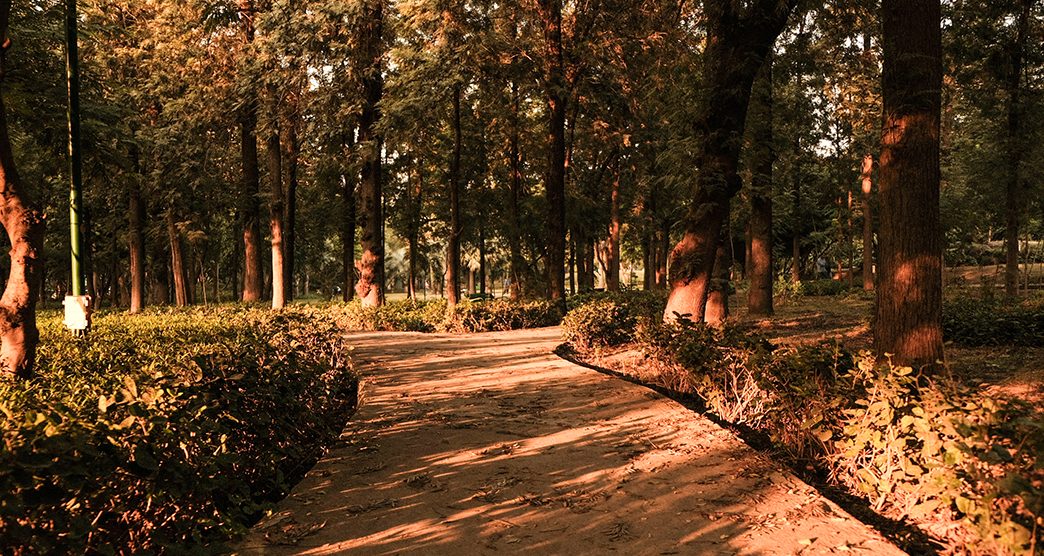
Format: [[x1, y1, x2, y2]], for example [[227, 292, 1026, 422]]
[[943, 296, 1044, 346], [329, 298, 561, 333], [561, 291, 667, 350], [0, 307, 357, 553]]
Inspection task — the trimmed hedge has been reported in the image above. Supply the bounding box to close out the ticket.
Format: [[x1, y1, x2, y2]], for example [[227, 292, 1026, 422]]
[[330, 298, 562, 333], [0, 307, 357, 553], [563, 305, 1044, 554]]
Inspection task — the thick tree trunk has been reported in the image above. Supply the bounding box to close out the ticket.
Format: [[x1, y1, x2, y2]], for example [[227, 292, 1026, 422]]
[[747, 54, 774, 317], [538, 0, 567, 310], [861, 154, 874, 291], [607, 165, 622, 292], [1004, 0, 1031, 299], [150, 241, 170, 306], [446, 84, 462, 308], [876, 0, 944, 369], [663, 1, 795, 322], [355, 0, 385, 307], [705, 216, 732, 325], [128, 179, 145, 314], [0, 6, 45, 378], [266, 112, 285, 310], [341, 133, 356, 302], [507, 81, 525, 300], [239, 0, 263, 303], [167, 212, 190, 307]]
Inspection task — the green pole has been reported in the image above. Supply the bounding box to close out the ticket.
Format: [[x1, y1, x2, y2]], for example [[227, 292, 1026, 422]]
[[65, 0, 84, 298]]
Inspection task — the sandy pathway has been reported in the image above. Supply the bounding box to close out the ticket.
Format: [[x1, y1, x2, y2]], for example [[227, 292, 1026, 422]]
[[236, 328, 904, 555]]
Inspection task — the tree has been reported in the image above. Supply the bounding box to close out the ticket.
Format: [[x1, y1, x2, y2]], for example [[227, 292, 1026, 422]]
[[747, 55, 775, 316], [0, 0, 45, 378], [238, 0, 263, 303], [875, 0, 944, 369], [663, 0, 796, 322], [354, 0, 385, 307], [536, 0, 567, 309]]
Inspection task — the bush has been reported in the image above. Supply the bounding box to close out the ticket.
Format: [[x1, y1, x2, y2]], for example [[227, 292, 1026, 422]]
[[445, 299, 562, 332], [799, 279, 851, 297], [0, 307, 357, 553], [561, 300, 637, 350], [943, 296, 1044, 346], [329, 298, 562, 333]]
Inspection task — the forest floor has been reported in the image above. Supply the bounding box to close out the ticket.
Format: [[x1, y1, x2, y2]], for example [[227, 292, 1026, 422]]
[[236, 328, 903, 555]]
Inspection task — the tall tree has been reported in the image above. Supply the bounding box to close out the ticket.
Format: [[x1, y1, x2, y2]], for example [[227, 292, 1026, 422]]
[[0, 0, 45, 378], [446, 83, 462, 307], [266, 97, 286, 309], [875, 0, 944, 369], [239, 0, 263, 303], [354, 0, 385, 307], [1003, 0, 1032, 298], [536, 0, 567, 309], [747, 55, 775, 316], [663, 0, 796, 322]]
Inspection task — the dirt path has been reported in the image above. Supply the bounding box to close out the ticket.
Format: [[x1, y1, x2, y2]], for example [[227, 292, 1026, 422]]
[[237, 328, 904, 555]]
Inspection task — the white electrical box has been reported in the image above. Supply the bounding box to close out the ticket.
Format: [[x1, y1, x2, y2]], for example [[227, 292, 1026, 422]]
[[63, 295, 92, 331]]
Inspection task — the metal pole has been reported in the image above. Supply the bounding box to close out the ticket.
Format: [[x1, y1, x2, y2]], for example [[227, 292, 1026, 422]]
[[66, 0, 83, 297], [64, 0, 90, 334]]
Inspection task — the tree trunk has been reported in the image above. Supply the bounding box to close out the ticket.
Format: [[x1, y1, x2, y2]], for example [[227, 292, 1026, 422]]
[[663, 1, 795, 322], [238, 0, 263, 303], [876, 0, 944, 369], [354, 0, 385, 307], [446, 84, 462, 308], [705, 215, 731, 326], [341, 133, 356, 302], [656, 221, 670, 289], [1004, 0, 1031, 299], [861, 154, 874, 290], [150, 241, 170, 306], [128, 178, 145, 314], [167, 212, 190, 307], [266, 109, 285, 310], [407, 162, 422, 301], [0, 4, 46, 378], [747, 55, 774, 316], [479, 222, 487, 296], [507, 81, 525, 300], [284, 96, 299, 302], [537, 0, 567, 310], [607, 164, 622, 292]]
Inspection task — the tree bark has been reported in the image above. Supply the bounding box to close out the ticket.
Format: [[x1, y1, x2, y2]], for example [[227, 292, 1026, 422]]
[[266, 105, 285, 310], [0, 4, 46, 378], [705, 215, 732, 326], [861, 154, 874, 290], [167, 212, 190, 307], [876, 0, 944, 369], [407, 162, 422, 301], [239, 0, 263, 303], [507, 80, 525, 300], [354, 0, 385, 307], [341, 132, 356, 302], [747, 54, 774, 316], [446, 83, 462, 308], [607, 164, 622, 292], [537, 0, 567, 310], [663, 1, 795, 322], [284, 95, 299, 302], [128, 177, 145, 314]]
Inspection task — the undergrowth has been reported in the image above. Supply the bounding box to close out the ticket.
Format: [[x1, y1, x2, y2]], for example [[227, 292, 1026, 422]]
[[0, 306, 357, 554], [329, 298, 562, 333], [563, 305, 1044, 555]]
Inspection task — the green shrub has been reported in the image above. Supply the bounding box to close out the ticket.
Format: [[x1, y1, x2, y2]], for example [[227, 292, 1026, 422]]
[[445, 299, 562, 333], [943, 296, 1044, 346], [799, 279, 851, 297], [330, 299, 447, 332], [561, 300, 638, 350], [0, 307, 356, 553]]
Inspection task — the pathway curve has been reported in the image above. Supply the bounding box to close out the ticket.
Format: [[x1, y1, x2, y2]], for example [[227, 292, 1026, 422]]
[[237, 328, 904, 555]]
